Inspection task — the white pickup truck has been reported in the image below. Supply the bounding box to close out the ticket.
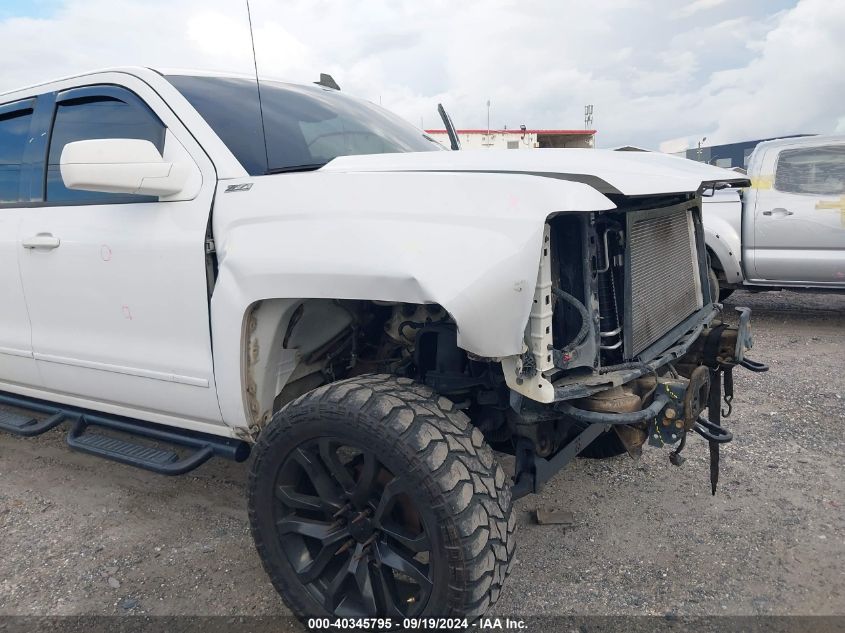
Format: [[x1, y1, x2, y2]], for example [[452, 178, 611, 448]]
[[704, 135, 845, 300], [0, 67, 766, 624]]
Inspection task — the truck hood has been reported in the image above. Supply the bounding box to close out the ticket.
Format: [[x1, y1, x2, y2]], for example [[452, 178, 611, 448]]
[[323, 148, 750, 197]]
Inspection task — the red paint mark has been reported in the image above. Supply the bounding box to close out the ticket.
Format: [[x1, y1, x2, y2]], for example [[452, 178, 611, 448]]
[[122, 305, 133, 320], [100, 245, 112, 261]]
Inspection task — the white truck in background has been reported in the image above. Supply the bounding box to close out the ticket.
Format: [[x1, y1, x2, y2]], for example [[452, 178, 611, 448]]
[[704, 135, 845, 300]]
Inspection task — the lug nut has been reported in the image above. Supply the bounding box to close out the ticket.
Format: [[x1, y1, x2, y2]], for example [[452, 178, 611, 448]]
[[332, 503, 351, 520], [350, 509, 370, 525]]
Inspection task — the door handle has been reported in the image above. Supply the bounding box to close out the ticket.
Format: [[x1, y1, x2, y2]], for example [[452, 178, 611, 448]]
[[22, 233, 61, 250], [762, 208, 794, 217]]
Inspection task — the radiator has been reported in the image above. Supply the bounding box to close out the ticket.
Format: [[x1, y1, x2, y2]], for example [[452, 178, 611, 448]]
[[624, 206, 704, 357]]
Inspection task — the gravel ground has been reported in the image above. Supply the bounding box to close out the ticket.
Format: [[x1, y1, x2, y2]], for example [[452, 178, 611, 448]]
[[1, 290, 843, 622]]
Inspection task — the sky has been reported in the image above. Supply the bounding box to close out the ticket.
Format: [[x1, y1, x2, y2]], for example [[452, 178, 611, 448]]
[[0, 0, 843, 151]]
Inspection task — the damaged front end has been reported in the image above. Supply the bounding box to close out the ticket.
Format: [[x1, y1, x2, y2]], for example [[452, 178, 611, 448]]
[[238, 184, 767, 501], [506, 192, 768, 499]]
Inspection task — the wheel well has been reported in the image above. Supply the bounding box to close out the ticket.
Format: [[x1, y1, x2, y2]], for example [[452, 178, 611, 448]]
[[242, 298, 464, 433], [706, 246, 731, 285], [706, 246, 723, 272]]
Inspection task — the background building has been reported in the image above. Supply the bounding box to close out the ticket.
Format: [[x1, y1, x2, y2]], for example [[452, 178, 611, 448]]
[[425, 128, 596, 150], [674, 134, 815, 169]]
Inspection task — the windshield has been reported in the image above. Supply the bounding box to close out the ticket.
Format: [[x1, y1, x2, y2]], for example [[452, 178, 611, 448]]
[[166, 75, 442, 175]]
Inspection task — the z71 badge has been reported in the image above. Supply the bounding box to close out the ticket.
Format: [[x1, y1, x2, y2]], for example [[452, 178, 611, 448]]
[[225, 183, 253, 192]]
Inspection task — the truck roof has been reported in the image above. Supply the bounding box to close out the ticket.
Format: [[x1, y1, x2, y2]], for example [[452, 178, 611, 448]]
[[753, 134, 845, 152], [0, 66, 297, 99]]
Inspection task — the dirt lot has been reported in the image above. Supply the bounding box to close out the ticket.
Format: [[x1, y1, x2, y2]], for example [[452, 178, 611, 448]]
[[1, 290, 843, 622]]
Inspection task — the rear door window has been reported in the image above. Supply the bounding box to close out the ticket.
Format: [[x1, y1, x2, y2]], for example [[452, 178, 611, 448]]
[[774, 145, 845, 196], [0, 105, 34, 204]]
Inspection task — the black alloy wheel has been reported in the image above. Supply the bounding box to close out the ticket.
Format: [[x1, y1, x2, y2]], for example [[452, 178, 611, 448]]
[[273, 438, 435, 616], [248, 374, 515, 624]]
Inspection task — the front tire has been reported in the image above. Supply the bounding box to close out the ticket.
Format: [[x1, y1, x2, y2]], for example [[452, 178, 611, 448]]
[[709, 266, 735, 302], [248, 374, 515, 623], [708, 267, 720, 304]]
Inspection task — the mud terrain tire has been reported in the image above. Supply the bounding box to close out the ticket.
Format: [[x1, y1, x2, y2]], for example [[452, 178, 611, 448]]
[[248, 374, 515, 623]]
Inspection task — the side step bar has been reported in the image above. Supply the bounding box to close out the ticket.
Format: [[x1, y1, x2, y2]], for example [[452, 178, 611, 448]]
[[0, 408, 67, 437], [0, 392, 250, 475]]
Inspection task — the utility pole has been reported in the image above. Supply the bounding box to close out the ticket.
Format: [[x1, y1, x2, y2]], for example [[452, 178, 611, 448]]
[[486, 99, 491, 136], [483, 99, 492, 148], [585, 104, 594, 147]]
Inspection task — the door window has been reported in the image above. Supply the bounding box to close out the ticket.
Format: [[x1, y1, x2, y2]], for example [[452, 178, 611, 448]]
[[0, 106, 34, 203], [774, 145, 845, 196], [46, 92, 166, 203]]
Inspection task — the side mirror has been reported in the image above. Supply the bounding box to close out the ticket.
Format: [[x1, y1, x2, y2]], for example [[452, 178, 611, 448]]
[[60, 138, 190, 197]]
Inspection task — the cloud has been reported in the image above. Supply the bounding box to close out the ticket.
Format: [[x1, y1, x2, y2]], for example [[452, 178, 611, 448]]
[[0, 0, 841, 151], [674, 0, 729, 19], [700, 0, 845, 145], [659, 137, 696, 154]]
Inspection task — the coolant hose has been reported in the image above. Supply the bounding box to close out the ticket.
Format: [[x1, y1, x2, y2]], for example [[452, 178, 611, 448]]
[[552, 287, 590, 353]]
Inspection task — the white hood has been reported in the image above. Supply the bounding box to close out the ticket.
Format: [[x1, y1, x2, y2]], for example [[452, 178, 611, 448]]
[[323, 148, 750, 197]]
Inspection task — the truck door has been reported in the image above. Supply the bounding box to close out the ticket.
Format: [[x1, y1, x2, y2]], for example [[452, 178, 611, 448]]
[[16, 81, 224, 427], [0, 98, 41, 390], [752, 142, 845, 284]]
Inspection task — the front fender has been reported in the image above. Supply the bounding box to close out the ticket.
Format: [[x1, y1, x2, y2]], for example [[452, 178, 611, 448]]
[[209, 170, 614, 428]]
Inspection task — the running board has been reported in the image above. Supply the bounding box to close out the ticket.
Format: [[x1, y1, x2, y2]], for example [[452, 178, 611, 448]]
[[66, 418, 218, 475], [0, 391, 250, 475], [0, 408, 66, 437]]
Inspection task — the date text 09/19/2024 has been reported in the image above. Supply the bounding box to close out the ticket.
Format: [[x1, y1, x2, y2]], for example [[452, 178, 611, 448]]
[[307, 618, 527, 629]]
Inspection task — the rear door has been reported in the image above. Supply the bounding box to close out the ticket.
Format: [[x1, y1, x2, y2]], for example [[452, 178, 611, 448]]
[[752, 141, 845, 284], [0, 98, 41, 389], [16, 80, 224, 428]]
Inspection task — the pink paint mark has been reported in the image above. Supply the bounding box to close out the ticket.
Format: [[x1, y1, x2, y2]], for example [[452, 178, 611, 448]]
[[100, 245, 112, 261], [122, 305, 133, 320]]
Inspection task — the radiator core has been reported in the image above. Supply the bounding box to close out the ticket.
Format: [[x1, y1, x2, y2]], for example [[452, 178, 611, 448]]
[[624, 206, 704, 358]]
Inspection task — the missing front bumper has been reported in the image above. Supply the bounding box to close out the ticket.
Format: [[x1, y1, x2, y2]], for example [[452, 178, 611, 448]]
[[511, 306, 768, 499]]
